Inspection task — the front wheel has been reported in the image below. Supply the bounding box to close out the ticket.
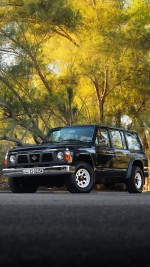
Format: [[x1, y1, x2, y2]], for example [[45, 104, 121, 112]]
[[8, 177, 38, 193], [126, 166, 144, 193], [65, 162, 95, 193]]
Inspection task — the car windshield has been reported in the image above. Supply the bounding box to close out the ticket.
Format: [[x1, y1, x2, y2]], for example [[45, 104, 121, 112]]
[[44, 126, 95, 143]]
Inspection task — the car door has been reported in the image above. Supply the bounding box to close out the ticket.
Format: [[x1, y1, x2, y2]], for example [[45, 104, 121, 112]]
[[109, 129, 130, 177], [95, 127, 116, 177]]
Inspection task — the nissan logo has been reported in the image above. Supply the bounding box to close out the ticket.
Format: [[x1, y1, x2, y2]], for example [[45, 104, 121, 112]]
[[32, 155, 37, 161]]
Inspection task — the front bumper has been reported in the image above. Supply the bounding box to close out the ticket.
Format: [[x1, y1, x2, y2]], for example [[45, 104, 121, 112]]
[[3, 165, 75, 178]]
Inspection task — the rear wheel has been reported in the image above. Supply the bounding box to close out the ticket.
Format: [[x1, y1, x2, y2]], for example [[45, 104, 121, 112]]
[[65, 162, 95, 193], [8, 177, 38, 193], [126, 166, 144, 193]]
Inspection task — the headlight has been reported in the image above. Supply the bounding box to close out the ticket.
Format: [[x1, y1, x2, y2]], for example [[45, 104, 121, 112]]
[[57, 152, 64, 160], [10, 155, 16, 164]]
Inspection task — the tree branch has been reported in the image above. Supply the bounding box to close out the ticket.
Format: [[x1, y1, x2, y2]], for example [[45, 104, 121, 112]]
[[0, 30, 52, 93], [54, 26, 79, 48], [0, 135, 26, 146]]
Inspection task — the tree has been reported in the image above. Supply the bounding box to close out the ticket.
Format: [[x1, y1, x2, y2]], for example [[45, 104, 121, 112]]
[[0, 0, 149, 156], [0, 0, 81, 145]]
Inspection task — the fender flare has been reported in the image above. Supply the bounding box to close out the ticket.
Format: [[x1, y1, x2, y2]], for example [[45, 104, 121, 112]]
[[75, 152, 95, 169], [125, 158, 144, 179]]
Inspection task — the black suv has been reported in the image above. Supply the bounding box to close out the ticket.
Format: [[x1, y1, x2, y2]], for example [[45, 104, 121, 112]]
[[3, 125, 148, 193]]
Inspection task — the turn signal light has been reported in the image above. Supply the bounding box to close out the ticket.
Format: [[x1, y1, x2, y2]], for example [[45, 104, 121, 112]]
[[4, 153, 8, 167], [65, 151, 72, 163]]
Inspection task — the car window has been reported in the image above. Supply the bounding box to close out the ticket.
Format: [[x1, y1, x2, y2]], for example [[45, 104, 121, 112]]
[[45, 126, 95, 143], [95, 128, 110, 147], [125, 132, 141, 151], [110, 130, 124, 149]]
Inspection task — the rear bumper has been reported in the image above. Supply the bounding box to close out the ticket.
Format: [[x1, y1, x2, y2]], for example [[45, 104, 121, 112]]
[[3, 165, 75, 178]]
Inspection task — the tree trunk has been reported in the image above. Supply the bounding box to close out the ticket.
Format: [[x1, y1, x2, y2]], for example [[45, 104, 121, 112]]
[[115, 109, 122, 127], [100, 99, 104, 124]]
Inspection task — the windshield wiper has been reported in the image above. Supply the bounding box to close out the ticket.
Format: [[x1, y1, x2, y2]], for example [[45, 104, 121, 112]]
[[61, 139, 86, 143], [42, 139, 89, 144], [42, 140, 61, 144]]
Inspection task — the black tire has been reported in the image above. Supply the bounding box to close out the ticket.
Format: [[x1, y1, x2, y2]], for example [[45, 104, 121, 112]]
[[8, 177, 38, 193], [126, 166, 144, 193], [65, 162, 95, 193]]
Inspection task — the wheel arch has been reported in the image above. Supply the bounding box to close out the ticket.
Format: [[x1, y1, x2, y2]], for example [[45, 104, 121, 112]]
[[75, 154, 94, 169], [126, 158, 144, 179]]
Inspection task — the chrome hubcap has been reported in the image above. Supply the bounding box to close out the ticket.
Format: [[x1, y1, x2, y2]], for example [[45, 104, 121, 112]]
[[75, 168, 90, 188], [135, 172, 142, 189]]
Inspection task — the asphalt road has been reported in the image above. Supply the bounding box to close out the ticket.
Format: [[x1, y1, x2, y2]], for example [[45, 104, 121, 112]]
[[0, 191, 150, 267]]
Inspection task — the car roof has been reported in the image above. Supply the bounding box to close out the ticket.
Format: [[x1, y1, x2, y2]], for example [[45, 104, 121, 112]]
[[51, 124, 137, 134]]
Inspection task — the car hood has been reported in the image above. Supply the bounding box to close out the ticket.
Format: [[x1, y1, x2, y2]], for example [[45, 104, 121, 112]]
[[9, 142, 90, 153]]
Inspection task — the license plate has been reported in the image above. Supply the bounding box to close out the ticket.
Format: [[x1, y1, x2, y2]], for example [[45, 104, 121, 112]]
[[23, 168, 44, 175]]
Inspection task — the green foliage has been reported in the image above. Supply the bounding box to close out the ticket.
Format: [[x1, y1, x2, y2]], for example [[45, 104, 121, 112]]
[[26, 0, 75, 25], [0, 0, 149, 161], [52, 85, 78, 125]]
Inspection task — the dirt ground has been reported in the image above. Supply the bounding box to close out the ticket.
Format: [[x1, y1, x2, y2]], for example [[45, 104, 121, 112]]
[[0, 176, 150, 192]]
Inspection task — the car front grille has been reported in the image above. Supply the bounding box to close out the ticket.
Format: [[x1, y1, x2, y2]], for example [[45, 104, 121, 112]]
[[42, 153, 53, 162], [17, 153, 53, 165], [18, 155, 28, 164]]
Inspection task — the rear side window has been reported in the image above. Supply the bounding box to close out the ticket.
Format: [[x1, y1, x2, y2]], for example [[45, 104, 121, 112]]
[[110, 130, 124, 149], [125, 132, 141, 151]]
